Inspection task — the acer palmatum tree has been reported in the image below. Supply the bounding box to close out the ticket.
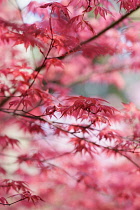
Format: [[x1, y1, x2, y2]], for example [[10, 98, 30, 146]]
[[0, 0, 140, 209]]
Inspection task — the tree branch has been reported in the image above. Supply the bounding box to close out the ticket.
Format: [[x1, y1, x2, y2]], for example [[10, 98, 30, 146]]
[[58, 4, 140, 60], [0, 197, 28, 206], [34, 4, 140, 73]]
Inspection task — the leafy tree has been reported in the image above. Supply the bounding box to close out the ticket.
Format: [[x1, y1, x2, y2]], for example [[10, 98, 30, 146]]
[[0, 0, 140, 209]]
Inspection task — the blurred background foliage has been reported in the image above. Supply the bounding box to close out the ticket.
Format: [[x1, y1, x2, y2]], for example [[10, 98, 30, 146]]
[[71, 6, 140, 109]]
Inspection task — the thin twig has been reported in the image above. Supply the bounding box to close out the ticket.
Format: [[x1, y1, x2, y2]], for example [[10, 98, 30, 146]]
[[0, 197, 28, 206]]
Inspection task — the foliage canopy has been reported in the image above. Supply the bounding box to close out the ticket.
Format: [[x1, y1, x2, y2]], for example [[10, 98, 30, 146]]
[[0, 0, 140, 209]]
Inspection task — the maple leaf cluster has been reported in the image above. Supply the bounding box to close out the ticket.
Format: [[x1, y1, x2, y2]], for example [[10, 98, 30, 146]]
[[0, 0, 140, 209]]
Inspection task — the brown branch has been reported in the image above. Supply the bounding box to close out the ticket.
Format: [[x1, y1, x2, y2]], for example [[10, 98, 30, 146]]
[[34, 4, 140, 73], [0, 5, 139, 110], [58, 4, 140, 60], [117, 151, 140, 169], [1, 107, 140, 169], [42, 151, 74, 162], [0, 197, 28, 206]]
